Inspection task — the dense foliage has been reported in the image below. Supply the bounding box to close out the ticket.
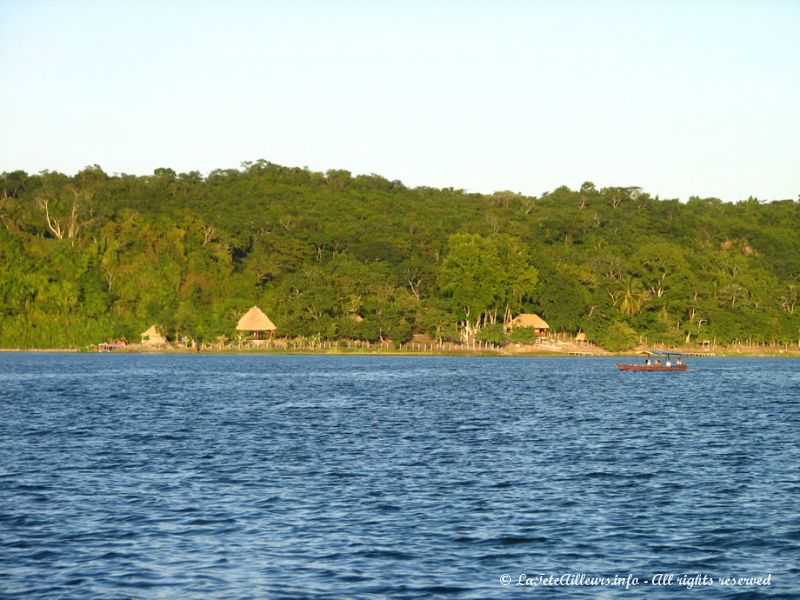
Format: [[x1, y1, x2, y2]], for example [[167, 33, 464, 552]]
[[1, 162, 798, 349]]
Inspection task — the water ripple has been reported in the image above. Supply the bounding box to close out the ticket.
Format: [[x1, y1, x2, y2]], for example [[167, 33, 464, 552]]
[[1, 354, 798, 598]]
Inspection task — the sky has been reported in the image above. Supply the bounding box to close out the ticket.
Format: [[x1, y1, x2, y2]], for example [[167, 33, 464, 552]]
[[1, 0, 798, 201]]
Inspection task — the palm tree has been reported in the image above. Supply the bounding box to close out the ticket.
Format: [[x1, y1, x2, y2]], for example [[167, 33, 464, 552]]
[[615, 277, 650, 317]]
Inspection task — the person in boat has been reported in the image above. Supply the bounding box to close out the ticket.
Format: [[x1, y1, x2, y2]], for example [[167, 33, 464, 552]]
[[666, 359, 672, 367], [654, 359, 661, 366]]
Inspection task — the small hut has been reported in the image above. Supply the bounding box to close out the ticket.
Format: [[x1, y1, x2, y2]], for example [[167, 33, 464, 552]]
[[575, 331, 587, 344], [140, 325, 166, 346], [236, 306, 277, 339], [509, 313, 550, 337]]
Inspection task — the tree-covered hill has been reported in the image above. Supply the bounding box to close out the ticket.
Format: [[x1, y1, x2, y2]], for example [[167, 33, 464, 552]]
[[1, 162, 798, 349]]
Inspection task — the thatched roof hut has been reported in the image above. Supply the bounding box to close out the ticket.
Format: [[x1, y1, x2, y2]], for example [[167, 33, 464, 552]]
[[140, 325, 166, 345], [510, 313, 550, 331], [236, 306, 276, 335], [575, 331, 586, 342]]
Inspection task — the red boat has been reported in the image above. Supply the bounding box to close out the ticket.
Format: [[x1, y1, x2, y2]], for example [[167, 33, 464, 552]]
[[617, 363, 687, 371], [617, 350, 688, 372]]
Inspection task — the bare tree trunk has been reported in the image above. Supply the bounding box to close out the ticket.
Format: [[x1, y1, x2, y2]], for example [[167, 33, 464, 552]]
[[67, 198, 81, 246], [522, 200, 533, 215], [103, 269, 114, 292], [38, 193, 85, 245], [408, 277, 421, 301], [503, 304, 512, 330], [202, 225, 215, 246], [40, 197, 64, 239]]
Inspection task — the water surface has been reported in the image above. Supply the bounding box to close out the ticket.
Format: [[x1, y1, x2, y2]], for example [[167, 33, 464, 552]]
[[1, 354, 798, 598]]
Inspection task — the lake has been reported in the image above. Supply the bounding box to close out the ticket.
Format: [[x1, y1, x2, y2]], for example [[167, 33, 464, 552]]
[[1, 354, 798, 598]]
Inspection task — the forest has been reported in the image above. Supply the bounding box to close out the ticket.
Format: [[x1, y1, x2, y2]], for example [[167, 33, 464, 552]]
[[1, 161, 798, 350]]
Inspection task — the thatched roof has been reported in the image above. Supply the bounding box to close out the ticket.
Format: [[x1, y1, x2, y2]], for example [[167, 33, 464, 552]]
[[236, 306, 276, 331], [141, 325, 166, 344], [510, 313, 550, 330], [575, 331, 586, 341]]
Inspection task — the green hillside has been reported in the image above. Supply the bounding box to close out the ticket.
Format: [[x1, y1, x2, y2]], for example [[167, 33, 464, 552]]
[[1, 162, 798, 350]]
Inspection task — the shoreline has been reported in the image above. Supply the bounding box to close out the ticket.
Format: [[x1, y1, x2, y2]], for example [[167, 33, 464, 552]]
[[1, 347, 798, 358]]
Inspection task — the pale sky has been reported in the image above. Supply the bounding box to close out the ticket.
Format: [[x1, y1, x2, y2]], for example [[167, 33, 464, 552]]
[[1, 0, 798, 201]]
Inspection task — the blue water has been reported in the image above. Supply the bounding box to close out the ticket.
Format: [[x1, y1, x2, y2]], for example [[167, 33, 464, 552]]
[[0, 354, 798, 599]]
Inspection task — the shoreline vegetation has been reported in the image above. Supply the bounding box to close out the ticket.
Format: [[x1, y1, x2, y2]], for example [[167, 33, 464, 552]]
[[2, 162, 799, 351]]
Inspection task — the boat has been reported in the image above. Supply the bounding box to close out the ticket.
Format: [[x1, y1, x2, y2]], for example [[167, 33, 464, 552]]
[[617, 350, 688, 371]]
